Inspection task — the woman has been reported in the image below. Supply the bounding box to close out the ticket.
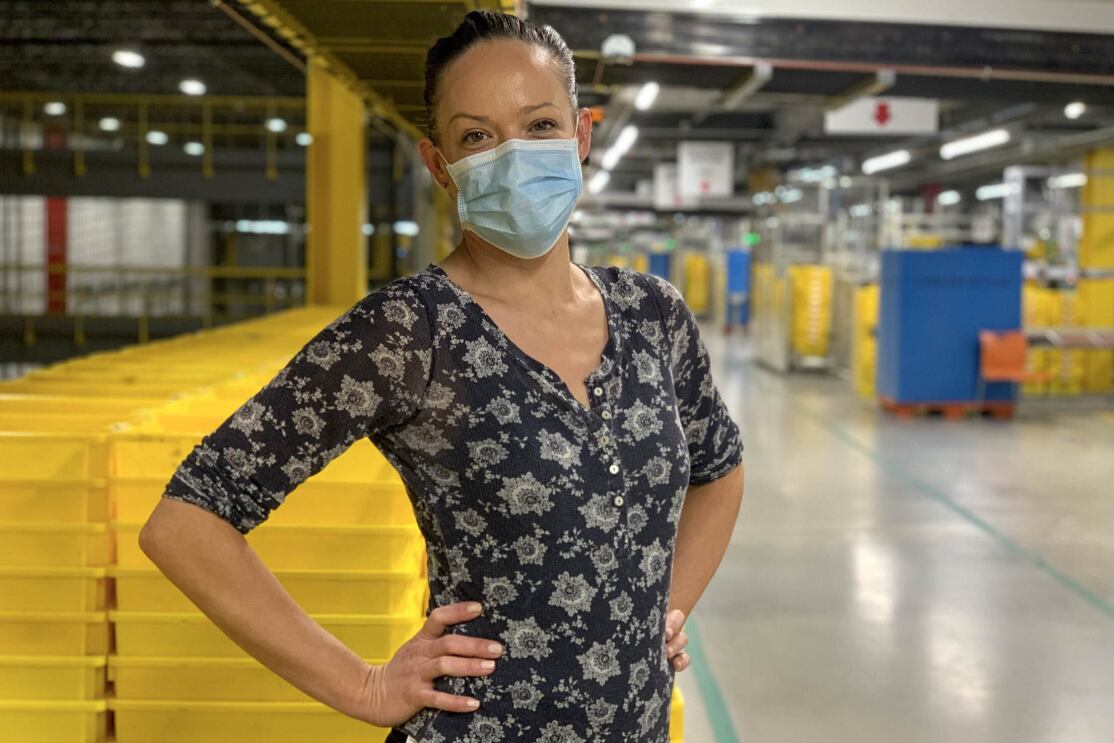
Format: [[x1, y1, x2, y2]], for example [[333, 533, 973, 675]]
[[141, 10, 744, 743]]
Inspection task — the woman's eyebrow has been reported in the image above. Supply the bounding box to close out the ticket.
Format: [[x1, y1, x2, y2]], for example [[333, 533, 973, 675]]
[[448, 102, 558, 126]]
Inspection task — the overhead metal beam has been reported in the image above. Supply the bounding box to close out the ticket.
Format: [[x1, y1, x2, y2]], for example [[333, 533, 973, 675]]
[[826, 68, 896, 111], [234, 0, 423, 140]]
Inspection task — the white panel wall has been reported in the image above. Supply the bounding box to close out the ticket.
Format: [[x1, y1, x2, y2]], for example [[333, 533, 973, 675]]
[[0, 195, 197, 314], [533, 0, 1114, 34]]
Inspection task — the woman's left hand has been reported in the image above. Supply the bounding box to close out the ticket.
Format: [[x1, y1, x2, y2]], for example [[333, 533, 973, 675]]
[[664, 608, 691, 672]]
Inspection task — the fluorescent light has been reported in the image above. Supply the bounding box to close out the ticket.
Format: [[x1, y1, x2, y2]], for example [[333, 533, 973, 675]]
[[112, 49, 145, 68], [295, 132, 313, 146], [752, 191, 775, 206], [393, 220, 420, 236], [779, 188, 803, 204], [849, 203, 872, 217], [795, 165, 837, 183], [183, 141, 204, 156], [265, 117, 287, 133], [602, 125, 639, 171], [588, 170, 611, 194], [362, 223, 375, 236], [236, 219, 290, 235], [976, 182, 1019, 201], [99, 117, 121, 132], [179, 79, 206, 96], [937, 190, 962, 206], [839, 176, 853, 188], [861, 149, 912, 175], [145, 130, 168, 145], [1064, 101, 1086, 120], [634, 82, 660, 111], [1048, 172, 1087, 189], [43, 101, 67, 116], [940, 128, 1010, 160]]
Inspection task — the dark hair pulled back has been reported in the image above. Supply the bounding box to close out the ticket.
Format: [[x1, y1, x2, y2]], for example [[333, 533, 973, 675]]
[[422, 10, 578, 143]]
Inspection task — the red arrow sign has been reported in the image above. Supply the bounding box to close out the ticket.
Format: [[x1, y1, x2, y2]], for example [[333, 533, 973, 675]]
[[874, 102, 892, 127]]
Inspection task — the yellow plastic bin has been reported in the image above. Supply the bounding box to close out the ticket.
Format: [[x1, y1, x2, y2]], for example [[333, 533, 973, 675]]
[[0, 433, 108, 481], [0, 654, 107, 700], [110, 610, 422, 659], [0, 610, 110, 655], [0, 566, 108, 612], [110, 565, 426, 615], [0, 479, 109, 523], [670, 684, 685, 742], [109, 698, 389, 743], [108, 655, 387, 702], [112, 521, 424, 572], [111, 477, 415, 527], [0, 699, 108, 743], [0, 522, 111, 567]]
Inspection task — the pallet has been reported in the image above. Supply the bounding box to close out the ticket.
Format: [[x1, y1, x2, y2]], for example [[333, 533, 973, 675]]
[[879, 396, 1016, 420]]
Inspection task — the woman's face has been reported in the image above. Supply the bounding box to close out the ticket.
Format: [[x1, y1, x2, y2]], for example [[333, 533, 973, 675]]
[[419, 38, 591, 199]]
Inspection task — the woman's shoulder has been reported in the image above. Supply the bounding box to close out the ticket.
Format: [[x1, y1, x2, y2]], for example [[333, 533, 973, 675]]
[[582, 262, 673, 317]]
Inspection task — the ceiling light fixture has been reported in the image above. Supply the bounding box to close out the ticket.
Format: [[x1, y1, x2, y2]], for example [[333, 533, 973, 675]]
[[861, 149, 912, 175], [601, 125, 638, 171], [179, 79, 206, 96], [634, 82, 660, 111], [112, 49, 145, 68], [940, 128, 1011, 160], [43, 101, 67, 116], [588, 170, 611, 195], [1064, 101, 1086, 120], [146, 130, 168, 146], [183, 141, 204, 156], [976, 182, 1019, 201], [936, 190, 962, 206], [265, 118, 287, 133], [1048, 172, 1087, 189], [99, 117, 121, 132]]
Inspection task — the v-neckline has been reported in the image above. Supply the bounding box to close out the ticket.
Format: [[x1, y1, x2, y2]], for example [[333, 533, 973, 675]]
[[425, 261, 620, 414]]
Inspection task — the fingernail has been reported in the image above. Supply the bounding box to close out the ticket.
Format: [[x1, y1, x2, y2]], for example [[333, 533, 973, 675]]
[[467, 698, 480, 708], [468, 602, 482, 613], [488, 643, 503, 655], [480, 660, 495, 669]]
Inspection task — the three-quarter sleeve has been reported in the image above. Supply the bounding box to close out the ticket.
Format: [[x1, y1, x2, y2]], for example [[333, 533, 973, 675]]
[[641, 271, 743, 486], [160, 279, 433, 534]]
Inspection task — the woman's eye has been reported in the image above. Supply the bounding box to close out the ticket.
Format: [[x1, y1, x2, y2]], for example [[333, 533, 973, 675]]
[[463, 131, 487, 144], [532, 120, 557, 132]]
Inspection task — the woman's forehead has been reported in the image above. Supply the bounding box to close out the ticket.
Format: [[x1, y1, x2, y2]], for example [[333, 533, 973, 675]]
[[438, 39, 569, 121]]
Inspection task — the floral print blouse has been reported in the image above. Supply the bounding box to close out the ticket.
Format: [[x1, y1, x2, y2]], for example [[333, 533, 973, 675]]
[[161, 261, 744, 742]]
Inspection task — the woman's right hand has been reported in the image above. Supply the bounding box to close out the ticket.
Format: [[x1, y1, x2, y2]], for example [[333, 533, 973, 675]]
[[363, 601, 503, 727]]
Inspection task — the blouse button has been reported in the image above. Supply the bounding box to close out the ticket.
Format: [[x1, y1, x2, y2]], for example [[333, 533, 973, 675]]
[[601, 409, 612, 420], [600, 434, 611, 445], [593, 386, 603, 396], [608, 463, 620, 475], [613, 495, 624, 507]]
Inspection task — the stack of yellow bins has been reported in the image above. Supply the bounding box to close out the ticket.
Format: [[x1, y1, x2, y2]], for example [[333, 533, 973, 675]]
[[0, 410, 115, 742]]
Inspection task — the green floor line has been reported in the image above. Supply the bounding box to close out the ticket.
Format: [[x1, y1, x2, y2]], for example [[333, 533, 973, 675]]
[[684, 616, 741, 743], [799, 403, 1114, 622]]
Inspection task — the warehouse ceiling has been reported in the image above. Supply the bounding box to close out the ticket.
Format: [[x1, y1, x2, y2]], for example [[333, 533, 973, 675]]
[[4, 1, 1114, 197]]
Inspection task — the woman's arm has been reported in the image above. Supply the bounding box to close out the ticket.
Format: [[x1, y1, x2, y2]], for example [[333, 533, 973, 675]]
[[138, 498, 379, 723], [667, 461, 745, 619]]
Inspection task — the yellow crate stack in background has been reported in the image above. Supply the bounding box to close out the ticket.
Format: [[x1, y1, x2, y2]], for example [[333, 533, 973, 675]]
[[0, 428, 113, 743], [852, 284, 879, 399], [0, 306, 428, 743], [788, 265, 834, 359]]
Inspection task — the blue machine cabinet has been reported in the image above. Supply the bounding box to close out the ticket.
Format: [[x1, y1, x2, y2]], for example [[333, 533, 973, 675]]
[[725, 248, 751, 326], [876, 248, 1022, 404], [648, 252, 671, 280]]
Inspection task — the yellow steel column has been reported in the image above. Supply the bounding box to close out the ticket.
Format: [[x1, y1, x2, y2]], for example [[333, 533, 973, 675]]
[[307, 57, 368, 306], [1079, 149, 1114, 392]]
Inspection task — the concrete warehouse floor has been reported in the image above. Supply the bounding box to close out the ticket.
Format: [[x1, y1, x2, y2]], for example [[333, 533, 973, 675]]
[[676, 327, 1114, 743]]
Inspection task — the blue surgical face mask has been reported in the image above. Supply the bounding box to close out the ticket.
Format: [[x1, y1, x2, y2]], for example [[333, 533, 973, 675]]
[[439, 123, 583, 259]]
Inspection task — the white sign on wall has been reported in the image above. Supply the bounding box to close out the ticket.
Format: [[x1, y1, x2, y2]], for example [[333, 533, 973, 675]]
[[825, 97, 939, 135], [654, 163, 693, 210], [677, 141, 734, 198]]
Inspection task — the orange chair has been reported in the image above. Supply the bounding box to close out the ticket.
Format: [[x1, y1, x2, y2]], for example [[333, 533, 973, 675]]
[[976, 330, 1050, 408]]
